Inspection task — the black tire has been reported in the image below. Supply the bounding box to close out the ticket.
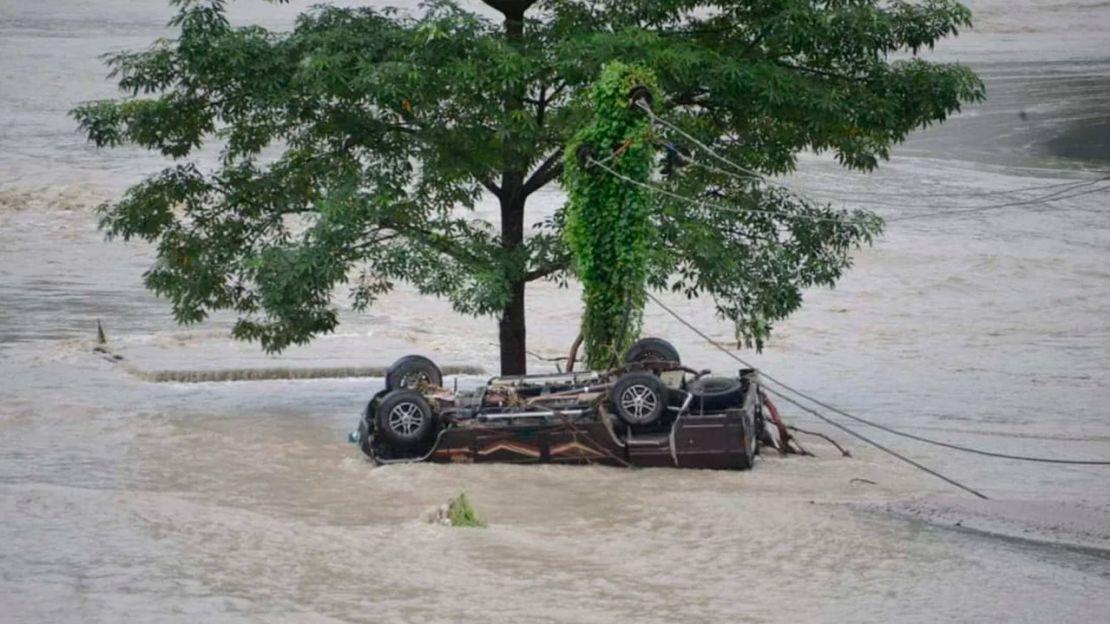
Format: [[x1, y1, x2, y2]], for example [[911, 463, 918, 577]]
[[687, 376, 745, 411], [609, 372, 668, 426], [386, 355, 443, 390], [375, 390, 436, 448], [623, 337, 681, 366]]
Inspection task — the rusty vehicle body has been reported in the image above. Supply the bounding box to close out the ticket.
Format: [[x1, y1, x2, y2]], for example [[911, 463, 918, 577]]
[[350, 339, 765, 471]]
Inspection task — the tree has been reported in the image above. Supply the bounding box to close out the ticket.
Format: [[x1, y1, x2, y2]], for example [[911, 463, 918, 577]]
[[73, 0, 982, 374]]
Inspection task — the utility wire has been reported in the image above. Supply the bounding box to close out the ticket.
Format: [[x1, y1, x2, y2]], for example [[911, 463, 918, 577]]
[[637, 101, 767, 182], [809, 176, 1108, 199], [640, 102, 1110, 219], [765, 374, 1110, 466], [765, 387, 990, 499], [666, 137, 1109, 220], [644, 292, 990, 498], [885, 179, 1110, 221], [638, 102, 826, 208], [588, 157, 866, 226], [632, 109, 1110, 467], [669, 139, 1110, 215], [645, 293, 1110, 466]]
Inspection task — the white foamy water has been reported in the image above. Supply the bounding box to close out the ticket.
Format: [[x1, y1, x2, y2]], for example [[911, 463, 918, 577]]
[[2, 1, 1110, 622]]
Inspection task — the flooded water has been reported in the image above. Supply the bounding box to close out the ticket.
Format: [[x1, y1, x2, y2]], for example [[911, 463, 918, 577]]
[[2, 1, 1110, 621]]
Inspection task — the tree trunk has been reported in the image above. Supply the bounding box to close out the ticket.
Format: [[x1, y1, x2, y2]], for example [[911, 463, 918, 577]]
[[497, 6, 529, 376], [498, 185, 527, 375], [498, 277, 527, 376]]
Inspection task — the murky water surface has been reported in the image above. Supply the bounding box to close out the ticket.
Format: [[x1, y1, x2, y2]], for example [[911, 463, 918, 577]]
[[2, 1, 1110, 621]]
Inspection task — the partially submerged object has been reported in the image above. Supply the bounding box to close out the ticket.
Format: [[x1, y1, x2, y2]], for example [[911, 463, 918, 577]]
[[428, 493, 486, 528], [350, 338, 765, 470]]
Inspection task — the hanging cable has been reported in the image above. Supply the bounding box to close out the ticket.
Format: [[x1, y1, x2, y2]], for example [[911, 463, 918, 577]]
[[764, 387, 990, 499], [645, 292, 1110, 466], [588, 157, 867, 227], [765, 376, 1110, 466], [666, 138, 1110, 214], [628, 109, 1110, 469], [806, 177, 1109, 206], [637, 100, 768, 181], [808, 176, 1108, 200], [885, 179, 1110, 222], [639, 102, 1110, 218], [645, 289, 991, 497]]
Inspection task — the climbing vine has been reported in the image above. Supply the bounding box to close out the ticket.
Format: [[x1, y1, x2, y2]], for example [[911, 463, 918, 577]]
[[563, 62, 658, 370]]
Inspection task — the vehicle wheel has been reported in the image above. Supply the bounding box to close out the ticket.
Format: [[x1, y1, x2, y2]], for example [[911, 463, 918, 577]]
[[687, 376, 744, 411], [609, 372, 668, 426], [623, 337, 681, 366], [740, 410, 756, 469], [753, 404, 767, 455], [375, 390, 436, 448], [386, 355, 443, 390]]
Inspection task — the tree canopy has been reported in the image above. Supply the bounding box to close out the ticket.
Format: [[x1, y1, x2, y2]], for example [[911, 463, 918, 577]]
[[74, 0, 983, 374]]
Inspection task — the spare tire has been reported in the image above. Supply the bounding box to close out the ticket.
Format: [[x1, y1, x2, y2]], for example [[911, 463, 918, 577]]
[[386, 355, 443, 390], [623, 337, 680, 366], [609, 371, 668, 426], [687, 376, 744, 411], [375, 389, 436, 448]]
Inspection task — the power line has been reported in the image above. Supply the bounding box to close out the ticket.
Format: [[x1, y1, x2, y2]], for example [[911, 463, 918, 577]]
[[670, 140, 1110, 214], [630, 110, 1110, 470], [637, 101, 767, 181], [885, 179, 1110, 221], [643, 293, 991, 498], [764, 387, 990, 499], [811, 176, 1107, 200], [764, 374, 1110, 466], [645, 293, 1110, 466], [640, 103, 1110, 218], [588, 157, 867, 227], [668, 138, 1109, 220]]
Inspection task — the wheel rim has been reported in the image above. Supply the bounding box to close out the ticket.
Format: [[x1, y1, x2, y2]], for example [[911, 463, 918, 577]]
[[387, 402, 425, 437], [620, 384, 658, 423]]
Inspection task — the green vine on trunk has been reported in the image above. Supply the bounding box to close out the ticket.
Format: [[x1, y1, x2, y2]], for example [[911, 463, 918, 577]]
[[563, 62, 658, 370]]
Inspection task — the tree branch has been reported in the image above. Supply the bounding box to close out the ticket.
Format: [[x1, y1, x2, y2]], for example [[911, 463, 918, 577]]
[[480, 0, 539, 17], [524, 257, 570, 282], [665, 87, 709, 108], [522, 149, 564, 196], [479, 177, 502, 198], [773, 60, 870, 83], [544, 82, 567, 107]]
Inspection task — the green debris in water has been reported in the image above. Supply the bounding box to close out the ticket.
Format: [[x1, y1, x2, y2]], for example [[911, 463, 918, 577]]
[[434, 493, 486, 528]]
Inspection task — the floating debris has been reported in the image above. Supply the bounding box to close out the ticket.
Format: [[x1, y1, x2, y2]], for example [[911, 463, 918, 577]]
[[429, 493, 486, 528]]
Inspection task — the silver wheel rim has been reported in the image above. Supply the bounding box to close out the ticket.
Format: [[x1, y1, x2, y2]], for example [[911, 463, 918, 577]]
[[387, 402, 425, 437], [620, 384, 658, 423]]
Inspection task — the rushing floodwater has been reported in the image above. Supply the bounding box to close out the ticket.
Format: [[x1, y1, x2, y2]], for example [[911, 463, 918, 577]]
[[2, 1, 1110, 622]]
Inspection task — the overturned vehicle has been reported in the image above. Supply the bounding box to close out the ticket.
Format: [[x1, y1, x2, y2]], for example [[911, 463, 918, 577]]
[[351, 338, 767, 470]]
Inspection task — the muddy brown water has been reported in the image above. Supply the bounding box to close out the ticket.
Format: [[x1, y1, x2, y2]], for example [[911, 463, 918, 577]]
[[2, 1, 1110, 621]]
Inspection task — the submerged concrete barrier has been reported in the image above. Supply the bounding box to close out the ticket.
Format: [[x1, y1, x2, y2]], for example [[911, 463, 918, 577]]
[[123, 364, 486, 383], [90, 324, 487, 383]]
